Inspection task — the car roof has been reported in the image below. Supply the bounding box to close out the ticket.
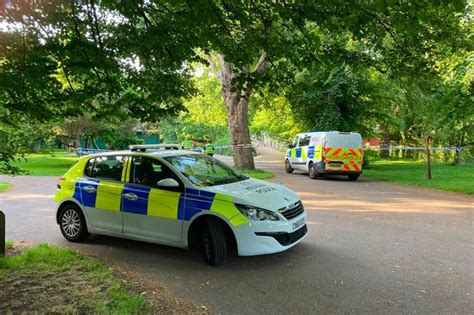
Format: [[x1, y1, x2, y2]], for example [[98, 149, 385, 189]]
[[82, 149, 200, 159]]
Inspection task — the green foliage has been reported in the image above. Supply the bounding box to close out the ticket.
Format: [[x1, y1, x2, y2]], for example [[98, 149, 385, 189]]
[[160, 68, 229, 145], [0, 0, 470, 170], [251, 95, 303, 142], [286, 65, 376, 134], [100, 119, 144, 150]]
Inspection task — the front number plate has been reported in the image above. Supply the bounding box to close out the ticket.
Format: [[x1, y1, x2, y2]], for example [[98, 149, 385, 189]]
[[293, 218, 305, 230]]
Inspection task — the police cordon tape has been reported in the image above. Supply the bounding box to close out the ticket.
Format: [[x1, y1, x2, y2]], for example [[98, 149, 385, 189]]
[[215, 144, 254, 149], [373, 145, 464, 152]]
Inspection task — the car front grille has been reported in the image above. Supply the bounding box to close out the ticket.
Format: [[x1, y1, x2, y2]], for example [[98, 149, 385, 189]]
[[255, 225, 308, 246], [279, 201, 305, 220]]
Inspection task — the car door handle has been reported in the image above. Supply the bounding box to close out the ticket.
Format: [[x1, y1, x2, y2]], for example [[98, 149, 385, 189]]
[[123, 193, 138, 201], [83, 185, 96, 193]]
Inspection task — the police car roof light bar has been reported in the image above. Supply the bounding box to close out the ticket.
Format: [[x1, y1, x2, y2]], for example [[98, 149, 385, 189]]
[[129, 144, 182, 152]]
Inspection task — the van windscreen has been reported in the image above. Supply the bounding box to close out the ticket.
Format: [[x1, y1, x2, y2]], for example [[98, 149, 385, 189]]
[[325, 134, 362, 148]]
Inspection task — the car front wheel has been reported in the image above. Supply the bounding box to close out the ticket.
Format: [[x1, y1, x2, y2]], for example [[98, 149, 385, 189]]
[[59, 205, 89, 242], [202, 219, 228, 266]]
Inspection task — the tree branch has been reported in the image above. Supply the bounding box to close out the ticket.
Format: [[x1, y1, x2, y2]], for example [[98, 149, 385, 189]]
[[254, 51, 267, 74], [205, 53, 224, 85]]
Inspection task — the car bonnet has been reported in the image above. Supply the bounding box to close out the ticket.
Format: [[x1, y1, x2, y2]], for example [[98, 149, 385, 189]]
[[203, 178, 300, 212]]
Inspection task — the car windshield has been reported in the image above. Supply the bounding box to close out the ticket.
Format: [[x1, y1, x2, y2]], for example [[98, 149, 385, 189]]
[[164, 154, 248, 187]]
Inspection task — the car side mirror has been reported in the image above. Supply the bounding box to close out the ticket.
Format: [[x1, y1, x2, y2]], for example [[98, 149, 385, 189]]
[[288, 143, 294, 149], [157, 178, 179, 188]]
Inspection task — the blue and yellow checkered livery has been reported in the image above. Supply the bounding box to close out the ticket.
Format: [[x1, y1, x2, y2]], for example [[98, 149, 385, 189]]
[[57, 168, 249, 227]]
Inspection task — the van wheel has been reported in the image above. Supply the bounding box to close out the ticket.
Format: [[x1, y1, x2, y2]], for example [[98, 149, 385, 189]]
[[348, 174, 360, 181], [285, 159, 294, 173], [202, 219, 228, 266], [309, 163, 319, 179], [59, 204, 89, 242]]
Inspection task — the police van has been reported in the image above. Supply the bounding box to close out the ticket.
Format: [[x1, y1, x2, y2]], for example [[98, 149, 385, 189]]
[[285, 131, 363, 181], [56, 144, 307, 266]]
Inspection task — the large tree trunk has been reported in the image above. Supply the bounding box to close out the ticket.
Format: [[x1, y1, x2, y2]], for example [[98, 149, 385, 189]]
[[206, 52, 266, 170], [223, 90, 255, 169]]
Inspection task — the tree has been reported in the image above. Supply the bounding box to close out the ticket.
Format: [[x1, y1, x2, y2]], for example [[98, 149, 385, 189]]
[[1, 0, 469, 171], [56, 114, 102, 148], [206, 53, 266, 168]]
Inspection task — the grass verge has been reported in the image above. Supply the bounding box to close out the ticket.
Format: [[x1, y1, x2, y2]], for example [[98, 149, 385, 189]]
[[240, 168, 275, 180], [363, 159, 474, 194], [8, 152, 78, 176], [0, 182, 11, 193], [0, 243, 150, 313]]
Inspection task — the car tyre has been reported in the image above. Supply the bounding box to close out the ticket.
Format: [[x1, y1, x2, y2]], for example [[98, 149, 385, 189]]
[[202, 219, 228, 266], [348, 174, 360, 181], [59, 204, 89, 242], [308, 163, 319, 179], [285, 159, 294, 174]]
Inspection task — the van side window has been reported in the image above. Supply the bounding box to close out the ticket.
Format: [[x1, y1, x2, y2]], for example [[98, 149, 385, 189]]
[[299, 135, 311, 147], [85, 156, 124, 181]]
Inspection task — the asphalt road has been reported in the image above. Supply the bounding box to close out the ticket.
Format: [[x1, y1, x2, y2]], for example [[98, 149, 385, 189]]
[[1, 147, 473, 314]]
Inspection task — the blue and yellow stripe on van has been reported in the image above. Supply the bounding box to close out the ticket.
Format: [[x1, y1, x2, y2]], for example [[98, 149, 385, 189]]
[[286, 144, 323, 161]]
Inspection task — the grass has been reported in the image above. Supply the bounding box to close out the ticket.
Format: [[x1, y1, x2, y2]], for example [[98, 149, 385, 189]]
[[5, 240, 14, 250], [9, 152, 78, 176], [363, 159, 474, 194], [0, 182, 11, 193], [240, 168, 275, 180], [0, 243, 150, 313]]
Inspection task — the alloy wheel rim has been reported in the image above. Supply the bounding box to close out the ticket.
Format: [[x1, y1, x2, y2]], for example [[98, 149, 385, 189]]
[[61, 209, 81, 238]]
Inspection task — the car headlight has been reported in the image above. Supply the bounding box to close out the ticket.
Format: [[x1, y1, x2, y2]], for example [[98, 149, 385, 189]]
[[235, 204, 280, 221]]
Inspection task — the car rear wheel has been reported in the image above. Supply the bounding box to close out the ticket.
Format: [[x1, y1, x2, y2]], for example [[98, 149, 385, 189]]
[[59, 205, 89, 242], [285, 159, 294, 173], [348, 174, 360, 181], [202, 219, 228, 266], [308, 163, 319, 179]]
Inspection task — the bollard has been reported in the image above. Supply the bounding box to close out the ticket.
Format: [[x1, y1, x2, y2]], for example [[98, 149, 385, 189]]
[[425, 134, 432, 180], [0, 211, 4, 256]]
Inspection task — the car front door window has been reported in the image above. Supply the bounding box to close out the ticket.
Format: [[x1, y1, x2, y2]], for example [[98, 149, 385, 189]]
[[131, 156, 181, 189]]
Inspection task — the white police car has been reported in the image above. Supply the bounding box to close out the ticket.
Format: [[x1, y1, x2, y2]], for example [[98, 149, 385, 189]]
[[56, 144, 307, 266]]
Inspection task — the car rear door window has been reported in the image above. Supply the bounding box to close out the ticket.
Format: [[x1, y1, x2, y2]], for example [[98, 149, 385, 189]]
[[85, 156, 125, 182]]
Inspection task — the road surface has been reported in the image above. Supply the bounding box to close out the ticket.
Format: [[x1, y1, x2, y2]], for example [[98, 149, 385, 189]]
[[1, 147, 473, 314]]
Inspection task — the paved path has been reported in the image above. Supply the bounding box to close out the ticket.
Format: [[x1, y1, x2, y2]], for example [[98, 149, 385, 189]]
[[1, 147, 473, 314]]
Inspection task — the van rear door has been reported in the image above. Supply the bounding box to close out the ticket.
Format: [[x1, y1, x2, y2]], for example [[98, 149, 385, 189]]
[[324, 133, 363, 172]]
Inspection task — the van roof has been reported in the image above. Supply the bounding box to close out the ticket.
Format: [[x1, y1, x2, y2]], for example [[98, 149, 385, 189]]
[[297, 131, 360, 136]]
